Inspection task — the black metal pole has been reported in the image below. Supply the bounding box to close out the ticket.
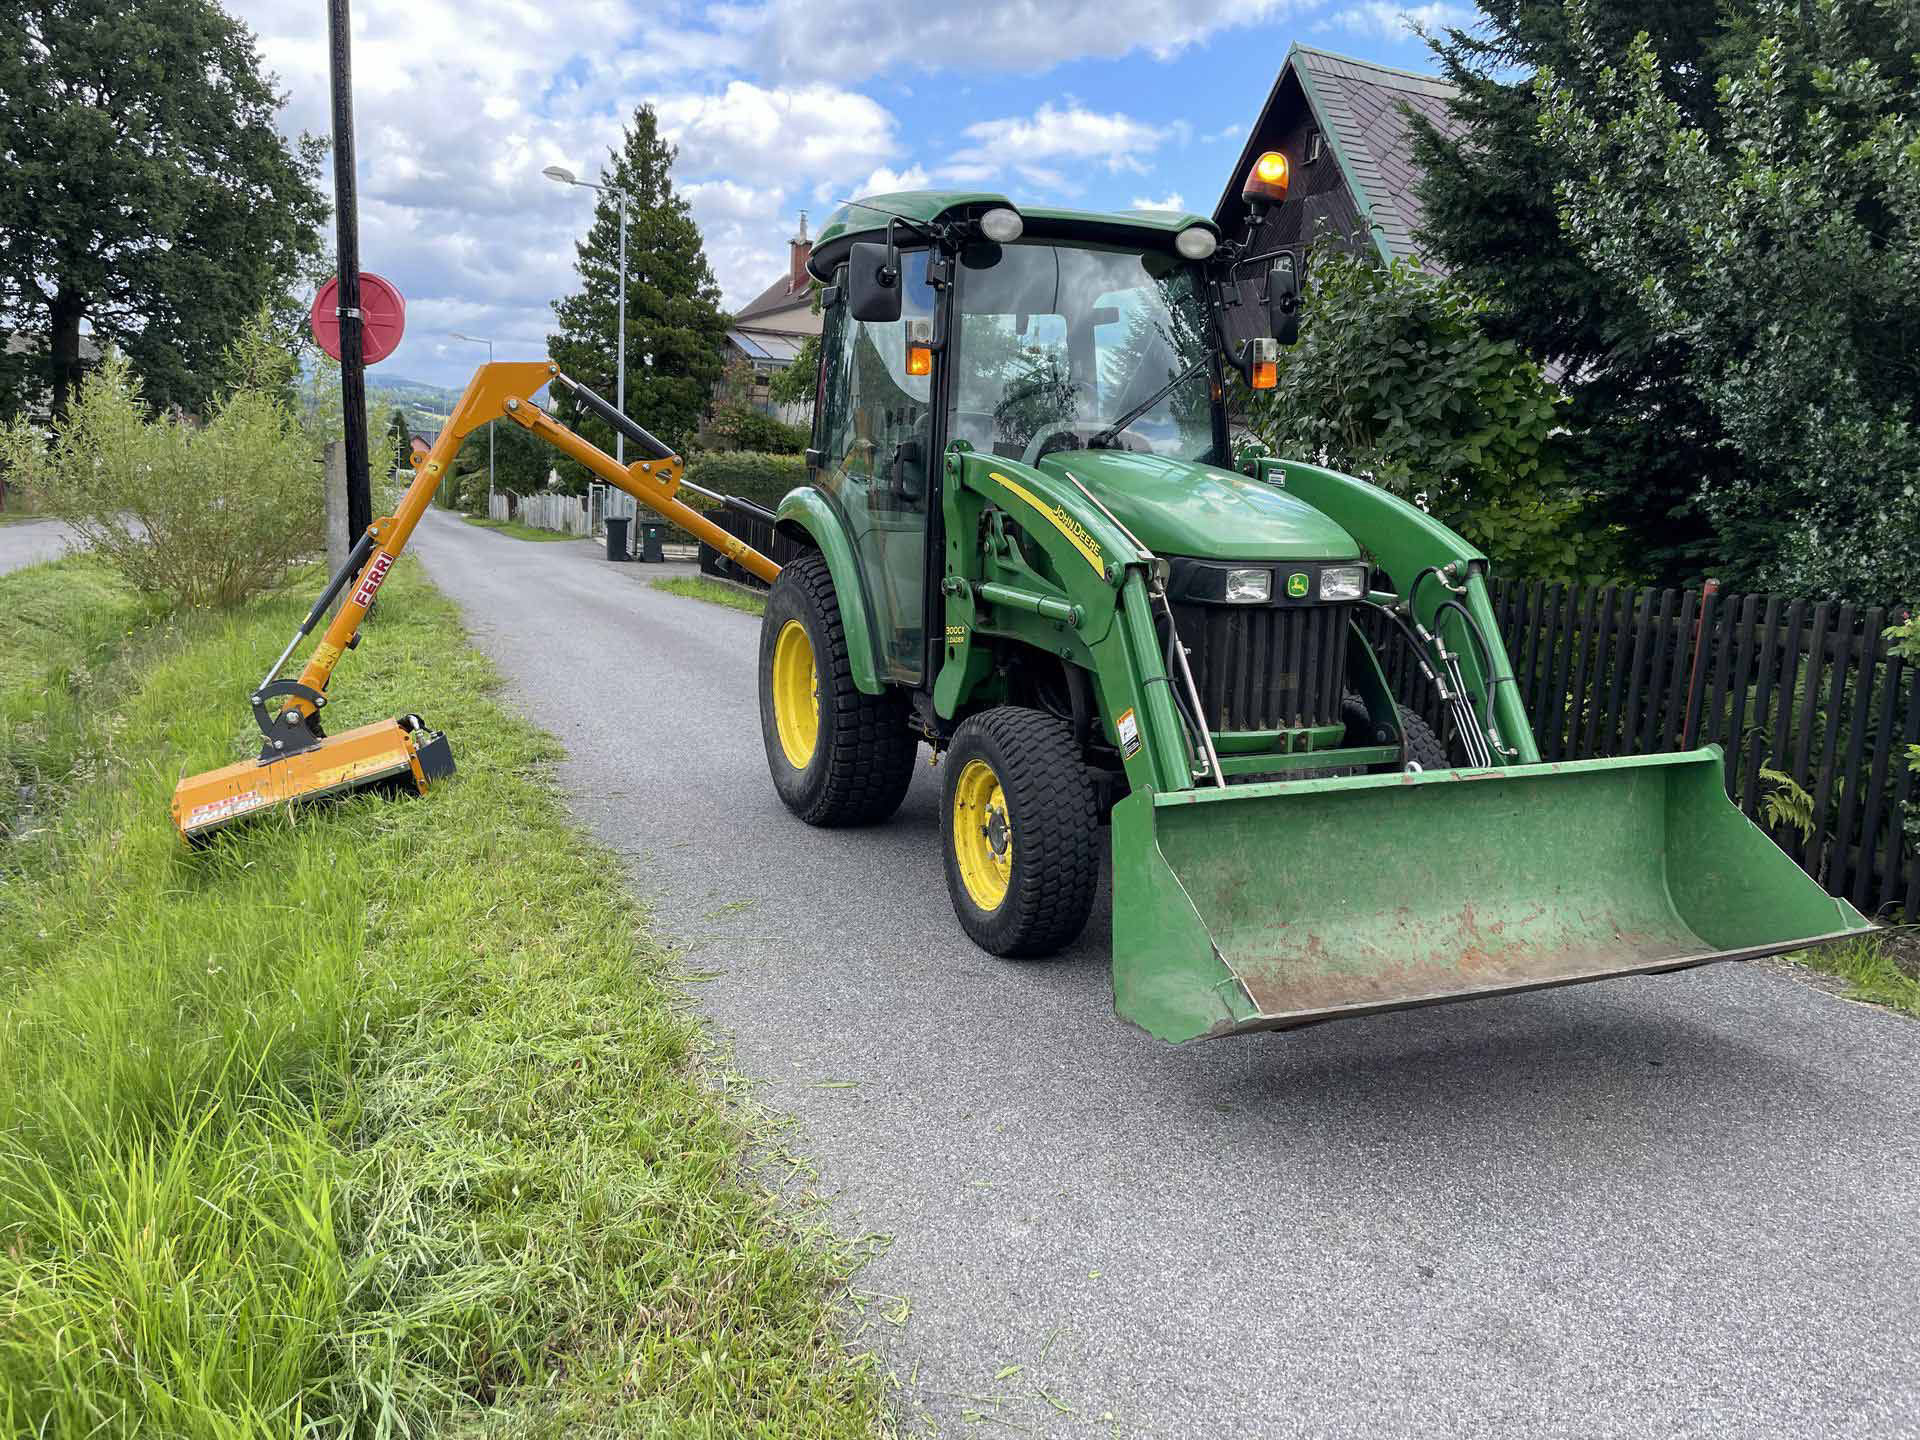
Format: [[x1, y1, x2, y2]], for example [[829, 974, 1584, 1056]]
[[327, 0, 371, 543]]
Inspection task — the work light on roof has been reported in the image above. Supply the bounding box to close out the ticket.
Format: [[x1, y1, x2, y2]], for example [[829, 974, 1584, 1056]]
[[979, 207, 1024, 243], [1175, 226, 1218, 260], [1242, 149, 1291, 211]]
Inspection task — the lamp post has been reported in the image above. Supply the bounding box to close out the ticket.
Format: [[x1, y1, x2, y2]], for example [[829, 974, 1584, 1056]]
[[543, 164, 628, 529], [449, 332, 494, 515]]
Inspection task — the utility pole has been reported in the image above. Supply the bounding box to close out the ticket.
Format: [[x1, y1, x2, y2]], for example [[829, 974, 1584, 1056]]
[[327, 0, 372, 543]]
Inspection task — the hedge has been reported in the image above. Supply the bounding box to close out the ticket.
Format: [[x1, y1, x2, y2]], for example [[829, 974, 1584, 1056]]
[[683, 451, 807, 511]]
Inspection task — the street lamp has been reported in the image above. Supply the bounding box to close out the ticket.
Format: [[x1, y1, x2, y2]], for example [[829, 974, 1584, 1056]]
[[449, 332, 494, 515], [544, 163, 630, 532]]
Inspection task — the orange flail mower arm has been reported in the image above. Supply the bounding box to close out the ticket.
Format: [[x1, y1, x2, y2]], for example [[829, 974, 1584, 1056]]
[[287, 361, 781, 713]]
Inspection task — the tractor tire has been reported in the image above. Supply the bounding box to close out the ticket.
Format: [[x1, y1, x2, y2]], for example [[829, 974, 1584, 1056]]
[[1343, 696, 1453, 772], [1399, 710, 1452, 770], [759, 551, 917, 826], [941, 706, 1099, 958]]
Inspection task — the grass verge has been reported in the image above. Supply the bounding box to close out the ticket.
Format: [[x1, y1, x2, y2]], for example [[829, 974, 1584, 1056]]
[[1790, 933, 1920, 1018], [461, 513, 580, 543], [0, 555, 888, 1436], [653, 575, 768, 617]]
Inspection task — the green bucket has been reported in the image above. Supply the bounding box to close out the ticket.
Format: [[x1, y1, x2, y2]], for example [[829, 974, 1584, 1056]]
[[1110, 748, 1872, 1043]]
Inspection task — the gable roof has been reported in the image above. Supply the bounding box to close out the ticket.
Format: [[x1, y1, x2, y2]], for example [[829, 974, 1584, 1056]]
[[733, 272, 813, 326], [1214, 43, 1460, 266]]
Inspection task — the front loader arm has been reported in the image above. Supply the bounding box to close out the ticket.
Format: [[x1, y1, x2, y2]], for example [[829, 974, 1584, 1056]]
[[937, 447, 1197, 796], [274, 362, 780, 735], [1256, 457, 1537, 766]]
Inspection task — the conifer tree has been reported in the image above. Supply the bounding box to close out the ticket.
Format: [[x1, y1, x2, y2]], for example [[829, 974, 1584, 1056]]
[[547, 106, 727, 464], [1408, 0, 1742, 584]]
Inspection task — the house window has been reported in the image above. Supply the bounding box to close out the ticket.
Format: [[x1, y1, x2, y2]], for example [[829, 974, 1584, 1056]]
[[1306, 129, 1324, 164]]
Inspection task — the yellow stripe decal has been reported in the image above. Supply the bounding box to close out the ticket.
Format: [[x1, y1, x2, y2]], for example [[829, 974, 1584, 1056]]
[[986, 471, 1106, 576]]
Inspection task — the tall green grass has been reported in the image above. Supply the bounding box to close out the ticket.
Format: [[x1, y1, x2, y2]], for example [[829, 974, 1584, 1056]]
[[0, 557, 888, 1436]]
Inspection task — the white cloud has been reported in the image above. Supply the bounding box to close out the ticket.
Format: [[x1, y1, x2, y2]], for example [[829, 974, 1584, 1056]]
[[745, 0, 1306, 81], [850, 164, 931, 197], [948, 103, 1169, 194], [653, 81, 900, 186], [1321, 1, 1475, 42], [228, 0, 1292, 385], [1130, 192, 1186, 210]]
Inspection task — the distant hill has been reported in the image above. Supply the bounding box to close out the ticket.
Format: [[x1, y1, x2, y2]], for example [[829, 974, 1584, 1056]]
[[366, 375, 462, 436]]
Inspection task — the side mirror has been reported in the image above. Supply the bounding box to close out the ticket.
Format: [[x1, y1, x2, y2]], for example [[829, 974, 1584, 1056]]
[[1267, 254, 1300, 346], [846, 241, 902, 324], [1267, 255, 1301, 346]]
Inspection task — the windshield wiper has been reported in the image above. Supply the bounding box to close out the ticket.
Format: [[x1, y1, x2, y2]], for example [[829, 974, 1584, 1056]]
[[1086, 356, 1209, 450]]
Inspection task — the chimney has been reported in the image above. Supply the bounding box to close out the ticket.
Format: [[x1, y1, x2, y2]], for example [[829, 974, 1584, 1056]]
[[788, 211, 811, 296]]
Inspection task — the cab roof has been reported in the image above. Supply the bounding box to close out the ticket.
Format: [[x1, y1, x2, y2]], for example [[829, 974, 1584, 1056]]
[[808, 191, 1219, 282]]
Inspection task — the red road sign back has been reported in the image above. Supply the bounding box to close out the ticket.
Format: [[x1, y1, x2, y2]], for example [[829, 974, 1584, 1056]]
[[310, 273, 406, 365]]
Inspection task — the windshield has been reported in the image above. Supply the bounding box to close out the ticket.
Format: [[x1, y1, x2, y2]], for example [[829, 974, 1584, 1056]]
[[947, 242, 1218, 465]]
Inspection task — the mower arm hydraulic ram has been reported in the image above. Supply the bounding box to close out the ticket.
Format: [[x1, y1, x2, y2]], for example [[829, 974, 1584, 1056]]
[[170, 362, 780, 842]]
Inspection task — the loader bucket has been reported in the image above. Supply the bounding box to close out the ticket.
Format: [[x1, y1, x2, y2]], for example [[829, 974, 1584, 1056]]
[[1109, 748, 1872, 1043]]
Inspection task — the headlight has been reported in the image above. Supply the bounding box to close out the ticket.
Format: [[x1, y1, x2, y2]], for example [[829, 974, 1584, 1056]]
[[1174, 225, 1218, 260], [1224, 568, 1272, 603], [1318, 565, 1367, 601], [979, 207, 1024, 243]]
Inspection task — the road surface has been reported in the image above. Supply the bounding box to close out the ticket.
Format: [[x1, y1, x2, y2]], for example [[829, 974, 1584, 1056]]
[[0, 519, 71, 577], [414, 508, 1919, 1439]]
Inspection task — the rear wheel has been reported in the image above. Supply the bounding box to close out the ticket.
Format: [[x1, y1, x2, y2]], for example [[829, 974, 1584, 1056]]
[[941, 707, 1099, 958], [759, 552, 916, 825]]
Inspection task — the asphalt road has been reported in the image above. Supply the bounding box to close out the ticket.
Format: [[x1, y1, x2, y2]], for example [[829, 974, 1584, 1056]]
[[0, 519, 71, 576], [413, 508, 1920, 1439]]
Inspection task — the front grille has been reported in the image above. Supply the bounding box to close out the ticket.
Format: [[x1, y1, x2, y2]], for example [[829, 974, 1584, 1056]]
[[1171, 601, 1352, 732]]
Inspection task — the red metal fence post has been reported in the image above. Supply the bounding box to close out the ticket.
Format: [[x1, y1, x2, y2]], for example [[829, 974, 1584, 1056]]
[[1683, 578, 1720, 748]]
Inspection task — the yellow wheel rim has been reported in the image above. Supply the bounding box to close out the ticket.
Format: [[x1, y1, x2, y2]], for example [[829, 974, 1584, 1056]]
[[771, 619, 819, 770], [952, 758, 1013, 912]]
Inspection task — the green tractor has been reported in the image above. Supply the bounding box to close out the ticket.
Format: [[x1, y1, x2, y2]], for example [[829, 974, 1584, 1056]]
[[752, 165, 1869, 1043]]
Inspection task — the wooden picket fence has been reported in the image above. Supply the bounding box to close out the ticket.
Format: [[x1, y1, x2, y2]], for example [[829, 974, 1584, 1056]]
[[1370, 582, 1918, 921], [492, 490, 590, 536]]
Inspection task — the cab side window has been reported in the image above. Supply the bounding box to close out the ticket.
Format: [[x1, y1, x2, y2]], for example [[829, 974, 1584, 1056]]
[[813, 250, 937, 684]]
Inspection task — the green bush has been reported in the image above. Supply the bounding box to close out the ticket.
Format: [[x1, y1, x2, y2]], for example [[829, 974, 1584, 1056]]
[[1243, 249, 1623, 585], [707, 404, 808, 455], [683, 451, 807, 511], [0, 339, 327, 610]]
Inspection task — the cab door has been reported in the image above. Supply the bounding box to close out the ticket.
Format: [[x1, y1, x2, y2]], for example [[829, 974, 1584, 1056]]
[[812, 249, 937, 685]]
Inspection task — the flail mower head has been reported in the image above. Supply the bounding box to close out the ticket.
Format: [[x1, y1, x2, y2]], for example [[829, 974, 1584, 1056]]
[[172, 714, 454, 845]]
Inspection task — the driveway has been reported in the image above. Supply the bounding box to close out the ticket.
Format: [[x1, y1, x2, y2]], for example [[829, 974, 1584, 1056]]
[[0, 519, 72, 577], [413, 507, 1920, 1439]]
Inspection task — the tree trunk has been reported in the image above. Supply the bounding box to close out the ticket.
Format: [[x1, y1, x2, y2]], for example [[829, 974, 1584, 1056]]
[[49, 289, 85, 417]]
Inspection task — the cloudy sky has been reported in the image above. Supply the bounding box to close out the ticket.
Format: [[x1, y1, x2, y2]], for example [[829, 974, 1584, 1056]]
[[236, 0, 1472, 389]]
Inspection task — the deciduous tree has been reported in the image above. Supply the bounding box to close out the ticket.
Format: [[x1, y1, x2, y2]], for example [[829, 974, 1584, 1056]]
[[0, 0, 328, 417], [1538, 0, 1919, 603]]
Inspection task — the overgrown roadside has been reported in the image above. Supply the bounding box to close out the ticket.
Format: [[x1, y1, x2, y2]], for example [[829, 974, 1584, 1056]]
[[0, 554, 890, 1436]]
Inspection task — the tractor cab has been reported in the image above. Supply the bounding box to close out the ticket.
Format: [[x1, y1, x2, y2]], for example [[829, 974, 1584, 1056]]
[[799, 193, 1297, 690]]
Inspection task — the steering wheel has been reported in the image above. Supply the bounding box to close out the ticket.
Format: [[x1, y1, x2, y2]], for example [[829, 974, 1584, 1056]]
[[1020, 421, 1096, 468]]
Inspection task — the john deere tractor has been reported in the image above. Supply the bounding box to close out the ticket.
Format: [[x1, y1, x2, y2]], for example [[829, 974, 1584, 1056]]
[[176, 152, 1869, 1043], [748, 164, 1869, 1041]]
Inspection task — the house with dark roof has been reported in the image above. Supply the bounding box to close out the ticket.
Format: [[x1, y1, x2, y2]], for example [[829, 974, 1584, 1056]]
[[723, 214, 819, 422], [1213, 44, 1460, 274]]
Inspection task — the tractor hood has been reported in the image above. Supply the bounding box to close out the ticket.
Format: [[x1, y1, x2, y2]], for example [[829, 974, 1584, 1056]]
[[1035, 450, 1361, 563]]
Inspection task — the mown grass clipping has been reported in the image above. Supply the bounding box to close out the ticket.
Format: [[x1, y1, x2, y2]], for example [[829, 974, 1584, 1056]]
[[0, 555, 889, 1437]]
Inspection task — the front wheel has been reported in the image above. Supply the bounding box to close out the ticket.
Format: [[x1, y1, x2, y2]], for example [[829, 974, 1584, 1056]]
[[941, 707, 1099, 958], [759, 552, 916, 826]]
